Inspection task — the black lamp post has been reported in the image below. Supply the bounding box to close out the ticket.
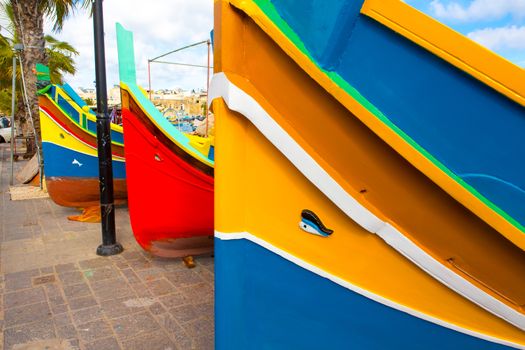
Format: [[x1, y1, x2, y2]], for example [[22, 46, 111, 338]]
[[92, 0, 123, 256]]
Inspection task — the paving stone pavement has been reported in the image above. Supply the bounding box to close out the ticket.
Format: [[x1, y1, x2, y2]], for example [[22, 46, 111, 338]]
[[0, 144, 214, 349]]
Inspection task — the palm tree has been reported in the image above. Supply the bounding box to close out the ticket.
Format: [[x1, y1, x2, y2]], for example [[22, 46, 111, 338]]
[[0, 26, 78, 130], [1, 0, 88, 142]]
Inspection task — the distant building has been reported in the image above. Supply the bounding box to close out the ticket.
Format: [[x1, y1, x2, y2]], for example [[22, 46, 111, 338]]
[[150, 89, 207, 116], [76, 85, 207, 115], [76, 87, 96, 105]]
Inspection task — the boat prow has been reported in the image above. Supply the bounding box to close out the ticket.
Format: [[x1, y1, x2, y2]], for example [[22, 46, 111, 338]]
[[211, 0, 525, 348], [116, 23, 214, 257], [38, 84, 127, 208]]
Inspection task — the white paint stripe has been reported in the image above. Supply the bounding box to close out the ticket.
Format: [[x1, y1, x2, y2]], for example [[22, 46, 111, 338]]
[[215, 231, 524, 349], [209, 72, 525, 333], [378, 224, 523, 329], [209, 74, 384, 233]]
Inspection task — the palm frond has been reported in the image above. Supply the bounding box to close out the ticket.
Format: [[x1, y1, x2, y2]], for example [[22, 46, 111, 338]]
[[44, 34, 78, 84], [0, 2, 18, 42], [39, 0, 92, 32], [44, 34, 78, 55]]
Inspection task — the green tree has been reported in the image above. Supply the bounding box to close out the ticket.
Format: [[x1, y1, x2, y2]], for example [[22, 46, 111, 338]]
[[0, 29, 16, 116], [0, 29, 15, 90], [0, 2, 80, 138], [0, 0, 88, 143]]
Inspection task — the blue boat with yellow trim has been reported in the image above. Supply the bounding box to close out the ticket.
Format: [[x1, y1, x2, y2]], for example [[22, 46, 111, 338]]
[[210, 0, 525, 348], [38, 84, 127, 208]]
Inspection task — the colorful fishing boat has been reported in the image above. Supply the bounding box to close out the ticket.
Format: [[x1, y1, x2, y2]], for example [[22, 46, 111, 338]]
[[38, 83, 127, 209], [116, 23, 214, 258], [210, 0, 525, 348]]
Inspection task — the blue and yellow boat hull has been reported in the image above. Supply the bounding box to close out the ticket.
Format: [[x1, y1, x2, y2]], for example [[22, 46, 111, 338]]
[[39, 85, 127, 208], [211, 0, 525, 348]]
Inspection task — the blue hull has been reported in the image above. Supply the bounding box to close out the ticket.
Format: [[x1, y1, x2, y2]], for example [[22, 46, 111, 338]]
[[42, 142, 126, 179], [215, 237, 512, 350]]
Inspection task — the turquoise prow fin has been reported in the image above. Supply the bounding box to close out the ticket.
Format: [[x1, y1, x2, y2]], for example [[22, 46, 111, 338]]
[[116, 22, 137, 86], [115, 22, 214, 167]]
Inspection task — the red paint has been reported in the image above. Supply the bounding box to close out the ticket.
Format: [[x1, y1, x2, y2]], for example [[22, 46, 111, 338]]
[[122, 107, 214, 255]]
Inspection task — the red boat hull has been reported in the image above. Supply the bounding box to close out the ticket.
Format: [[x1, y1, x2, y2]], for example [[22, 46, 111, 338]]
[[121, 93, 214, 257]]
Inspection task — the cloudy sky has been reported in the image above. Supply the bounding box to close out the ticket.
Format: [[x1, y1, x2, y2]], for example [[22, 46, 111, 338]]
[[407, 0, 525, 66], [48, 0, 525, 91], [46, 0, 214, 91]]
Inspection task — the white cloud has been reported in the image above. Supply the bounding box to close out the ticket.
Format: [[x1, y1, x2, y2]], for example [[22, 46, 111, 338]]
[[468, 25, 525, 50], [45, 0, 213, 91], [430, 0, 525, 22]]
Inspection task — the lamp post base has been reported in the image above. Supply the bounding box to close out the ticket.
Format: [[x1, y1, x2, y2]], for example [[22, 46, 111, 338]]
[[96, 243, 123, 256]]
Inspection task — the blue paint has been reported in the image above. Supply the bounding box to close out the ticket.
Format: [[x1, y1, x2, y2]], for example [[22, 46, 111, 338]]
[[215, 238, 512, 349], [110, 128, 124, 145], [208, 145, 215, 161], [85, 118, 124, 145], [57, 94, 81, 124], [300, 218, 330, 237], [86, 119, 97, 136], [269, 0, 364, 70], [48, 85, 57, 100], [42, 142, 126, 179], [61, 83, 94, 113], [261, 1, 525, 228]]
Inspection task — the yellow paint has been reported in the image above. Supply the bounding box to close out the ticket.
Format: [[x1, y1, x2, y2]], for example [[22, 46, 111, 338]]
[[41, 105, 99, 157], [213, 1, 525, 344], [120, 83, 214, 167], [67, 206, 101, 223], [187, 134, 214, 158], [361, 0, 525, 107], [223, 0, 525, 251]]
